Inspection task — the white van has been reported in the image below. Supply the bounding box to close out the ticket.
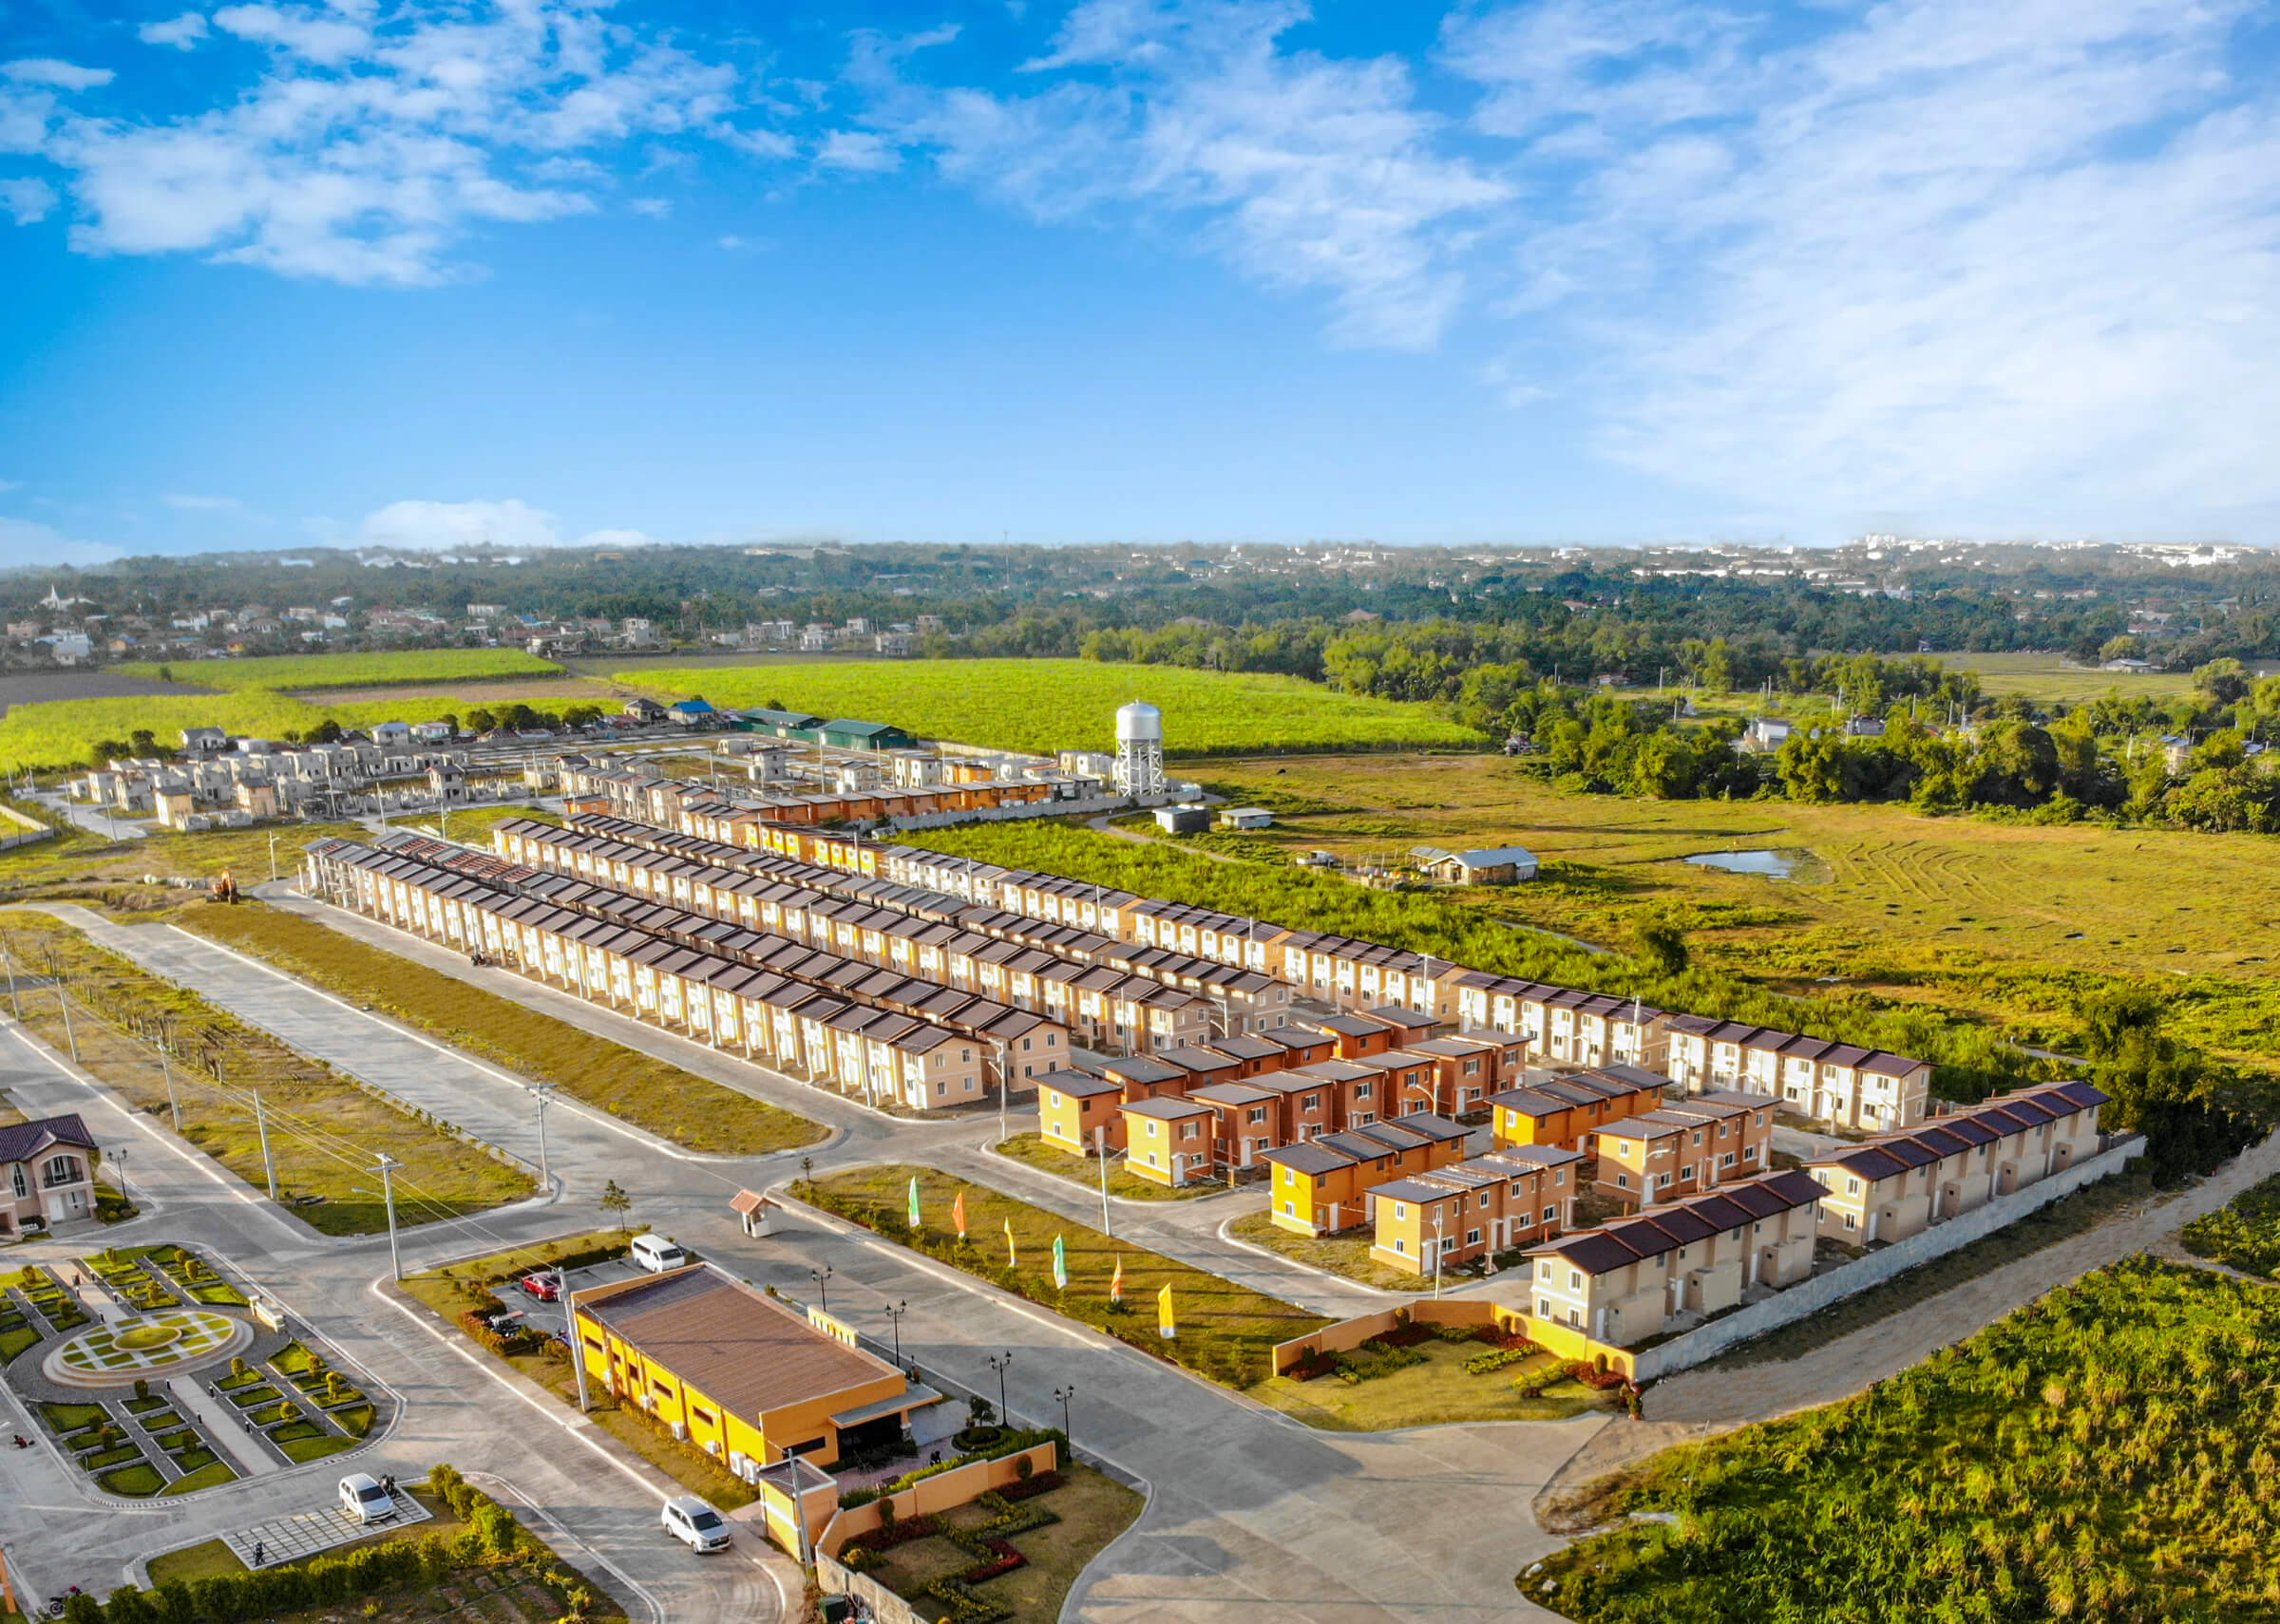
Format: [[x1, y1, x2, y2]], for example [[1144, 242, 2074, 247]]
[[630, 1234, 690, 1274], [661, 1494, 731, 1553]]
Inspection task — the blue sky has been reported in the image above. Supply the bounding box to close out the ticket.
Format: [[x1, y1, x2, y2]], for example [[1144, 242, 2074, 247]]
[[2, 0, 2277, 567]]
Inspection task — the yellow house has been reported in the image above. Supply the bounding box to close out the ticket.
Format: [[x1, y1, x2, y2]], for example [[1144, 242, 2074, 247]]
[[571, 1264, 938, 1474], [1036, 1070, 1126, 1155]]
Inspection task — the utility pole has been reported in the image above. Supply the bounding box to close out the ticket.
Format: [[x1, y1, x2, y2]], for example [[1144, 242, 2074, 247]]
[[253, 1092, 278, 1200], [0, 934, 20, 1021], [267, 829, 278, 884], [54, 977, 79, 1065], [529, 1084, 556, 1193], [377, 1153, 403, 1281], [1093, 1124, 1112, 1236], [157, 1037, 181, 1131]]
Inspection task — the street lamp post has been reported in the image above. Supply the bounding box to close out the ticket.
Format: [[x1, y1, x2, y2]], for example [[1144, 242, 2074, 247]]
[[156, 1036, 180, 1131], [986, 1350, 1013, 1422], [1, 933, 22, 1021], [528, 1084, 556, 1193], [884, 1299, 908, 1365], [111, 1146, 129, 1209], [252, 1091, 279, 1201], [1054, 1384, 1074, 1438], [808, 1264, 832, 1312]]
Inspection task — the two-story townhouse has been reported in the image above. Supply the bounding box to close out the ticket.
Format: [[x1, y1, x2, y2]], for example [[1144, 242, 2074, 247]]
[[1663, 1015, 1932, 1132], [1263, 1115, 1472, 1235], [1367, 1144, 1586, 1275], [0, 1115, 101, 1234], [1188, 1081, 1282, 1171], [1488, 1065, 1667, 1153], [1123, 1097, 1220, 1186], [1038, 1070, 1127, 1154], [1523, 1169, 1827, 1346]]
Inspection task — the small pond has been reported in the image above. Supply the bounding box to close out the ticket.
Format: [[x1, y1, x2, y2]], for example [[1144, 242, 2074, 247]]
[[1682, 848, 1811, 878]]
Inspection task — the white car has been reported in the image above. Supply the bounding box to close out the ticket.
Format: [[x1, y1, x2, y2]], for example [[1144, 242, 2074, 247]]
[[339, 1473, 396, 1525], [661, 1494, 731, 1553]]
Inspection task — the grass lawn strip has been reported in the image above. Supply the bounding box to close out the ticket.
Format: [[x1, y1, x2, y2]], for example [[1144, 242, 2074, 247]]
[[160, 1458, 237, 1495], [2179, 1167, 2280, 1277], [185, 900, 824, 1157], [1226, 1210, 1433, 1294], [992, 1132, 1227, 1202], [1249, 1338, 1606, 1432], [0, 914, 531, 1235], [799, 1164, 1330, 1388]]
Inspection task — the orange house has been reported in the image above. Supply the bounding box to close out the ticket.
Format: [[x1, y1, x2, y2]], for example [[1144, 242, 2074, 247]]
[[1489, 1065, 1666, 1153], [1264, 1114, 1471, 1235]]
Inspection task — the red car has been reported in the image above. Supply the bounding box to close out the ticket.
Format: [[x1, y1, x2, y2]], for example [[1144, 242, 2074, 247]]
[[517, 1272, 561, 1302]]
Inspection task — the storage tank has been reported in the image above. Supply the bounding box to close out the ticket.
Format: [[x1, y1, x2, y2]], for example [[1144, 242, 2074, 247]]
[[1115, 702, 1164, 744]]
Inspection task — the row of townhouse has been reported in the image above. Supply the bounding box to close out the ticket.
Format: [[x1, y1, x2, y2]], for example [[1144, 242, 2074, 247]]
[[502, 817, 1301, 1049], [304, 838, 1064, 1109], [1487, 1065, 1668, 1152], [1663, 1014, 1932, 1133], [1805, 1082, 2111, 1244], [1265, 1118, 1476, 1233], [1368, 1146, 1587, 1276], [1586, 1091, 1777, 1209], [1524, 1169, 1830, 1346], [580, 803, 1936, 1136], [558, 764, 1079, 833], [1036, 1012, 1530, 1183]]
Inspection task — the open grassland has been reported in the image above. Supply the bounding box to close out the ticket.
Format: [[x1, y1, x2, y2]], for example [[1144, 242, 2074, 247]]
[[2179, 1170, 2280, 1278], [0, 913, 531, 1234], [119, 650, 561, 691], [185, 901, 825, 1156], [1928, 650, 2197, 704], [277, 675, 618, 705], [1534, 1260, 2280, 1624], [0, 821, 369, 903], [618, 658, 1486, 755], [798, 1163, 1331, 1388], [1181, 752, 2280, 1065]]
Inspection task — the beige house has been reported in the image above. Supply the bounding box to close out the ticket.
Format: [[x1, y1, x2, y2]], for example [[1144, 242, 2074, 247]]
[[1807, 1081, 2111, 1245], [1523, 1169, 1826, 1347], [1663, 1016, 1932, 1132]]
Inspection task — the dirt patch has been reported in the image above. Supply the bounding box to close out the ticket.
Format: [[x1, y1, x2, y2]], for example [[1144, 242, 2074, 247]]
[[0, 671, 220, 717]]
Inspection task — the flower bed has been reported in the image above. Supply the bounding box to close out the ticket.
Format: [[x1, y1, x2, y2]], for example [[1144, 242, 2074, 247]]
[[1464, 1343, 1541, 1376], [1334, 1338, 1430, 1384]]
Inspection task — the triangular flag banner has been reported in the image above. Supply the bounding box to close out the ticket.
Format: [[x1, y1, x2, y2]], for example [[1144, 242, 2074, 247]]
[[953, 1189, 968, 1241], [907, 1176, 922, 1233], [1004, 1217, 1017, 1269], [1110, 1255, 1124, 1307], [1157, 1282, 1176, 1339], [1052, 1234, 1068, 1292]]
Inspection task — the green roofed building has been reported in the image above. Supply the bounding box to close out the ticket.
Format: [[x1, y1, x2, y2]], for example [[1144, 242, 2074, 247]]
[[739, 708, 827, 738], [819, 718, 917, 751]]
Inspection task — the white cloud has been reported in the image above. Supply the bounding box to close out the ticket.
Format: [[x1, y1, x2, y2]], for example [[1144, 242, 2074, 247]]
[[359, 498, 563, 550], [0, 177, 55, 223], [813, 129, 898, 174], [139, 12, 212, 50], [162, 492, 245, 511], [1442, 0, 2280, 522], [3, 60, 114, 91], [2, 2, 795, 286], [847, 1, 1511, 349], [0, 517, 122, 568], [628, 196, 671, 217]]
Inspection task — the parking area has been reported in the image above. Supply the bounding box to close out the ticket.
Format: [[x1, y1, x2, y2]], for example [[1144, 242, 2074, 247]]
[[224, 1483, 431, 1569], [492, 1257, 653, 1344]]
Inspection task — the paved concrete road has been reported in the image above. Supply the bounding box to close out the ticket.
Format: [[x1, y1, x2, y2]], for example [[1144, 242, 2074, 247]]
[[2, 899, 1611, 1622]]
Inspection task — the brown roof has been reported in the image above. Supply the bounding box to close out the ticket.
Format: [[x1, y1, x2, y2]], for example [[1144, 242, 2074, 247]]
[[577, 1265, 901, 1419]]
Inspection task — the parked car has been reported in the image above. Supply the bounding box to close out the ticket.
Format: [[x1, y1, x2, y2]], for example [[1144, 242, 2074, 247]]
[[630, 1235, 690, 1275], [517, 1272, 561, 1302], [661, 1495, 731, 1553], [339, 1473, 396, 1525]]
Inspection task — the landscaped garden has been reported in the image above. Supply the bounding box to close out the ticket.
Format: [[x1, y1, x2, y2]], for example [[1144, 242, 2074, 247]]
[[840, 1459, 1141, 1624], [1528, 1259, 2280, 1623], [796, 1165, 1330, 1388]]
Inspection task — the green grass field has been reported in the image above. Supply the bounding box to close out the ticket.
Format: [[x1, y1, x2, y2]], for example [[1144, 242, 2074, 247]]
[[119, 650, 561, 691], [1928, 650, 2196, 704], [798, 1164, 1330, 1387], [618, 658, 1486, 755], [1251, 1338, 1604, 1432], [0, 913, 534, 1233], [2178, 1170, 2280, 1278], [1533, 1259, 2280, 1624], [185, 900, 825, 1156]]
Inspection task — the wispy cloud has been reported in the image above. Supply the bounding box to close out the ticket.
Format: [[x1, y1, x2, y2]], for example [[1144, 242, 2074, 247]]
[[845, 1, 1511, 349], [162, 492, 246, 512], [355, 497, 654, 550], [138, 13, 210, 51], [0, 177, 54, 223], [1440, 0, 2280, 520], [0, 2, 792, 285]]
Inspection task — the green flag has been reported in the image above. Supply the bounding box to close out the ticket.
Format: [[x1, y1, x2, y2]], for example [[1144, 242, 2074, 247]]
[[907, 1175, 922, 1233], [1052, 1234, 1068, 1292]]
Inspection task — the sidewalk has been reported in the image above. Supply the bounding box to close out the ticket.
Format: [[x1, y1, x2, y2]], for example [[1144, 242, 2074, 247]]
[[170, 1377, 279, 1479]]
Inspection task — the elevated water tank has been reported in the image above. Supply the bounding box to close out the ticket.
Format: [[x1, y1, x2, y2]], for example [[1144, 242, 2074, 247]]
[[1115, 701, 1164, 744]]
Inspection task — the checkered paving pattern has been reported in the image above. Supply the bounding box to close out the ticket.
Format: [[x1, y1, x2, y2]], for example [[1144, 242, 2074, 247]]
[[222, 1489, 431, 1569]]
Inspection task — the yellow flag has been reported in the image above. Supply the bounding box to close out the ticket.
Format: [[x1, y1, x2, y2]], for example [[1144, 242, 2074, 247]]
[[1157, 1282, 1176, 1339], [1004, 1217, 1017, 1269], [1110, 1255, 1124, 1307]]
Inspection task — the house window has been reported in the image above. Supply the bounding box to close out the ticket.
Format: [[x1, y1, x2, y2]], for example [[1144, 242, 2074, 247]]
[[43, 1155, 78, 1187], [1844, 1213, 1857, 1231], [1180, 1122, 1199, 1141], [935, 1081, 946, 1098], [1542, 1206, 1556, 1222], [1302, 1094, 1321, 1113], [1720, 1152, 1736, 1168], [1568, 1270, 1583, 1290], [1466, 1229, 1481, 1247], [1615, 1173, 1630, 1189], [1355, 1083, 1372, 1100], [1394, 1203, 1407, 1219], [10, 1165, 25, 1199], [1395, 1238, 1407, 1254], [1846, 1177, 1862, 1195]]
